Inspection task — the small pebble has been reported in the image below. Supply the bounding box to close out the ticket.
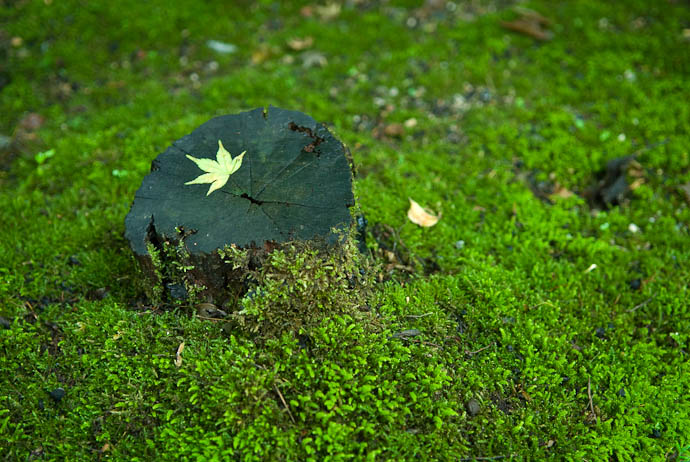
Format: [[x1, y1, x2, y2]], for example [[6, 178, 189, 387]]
[[479, 89, 492, 102], [465, 398, 481, 416], [49, 387, 66, 403], [628, 223, 640, 233], [629, 279, 642, 290], [617, 388, 626, 398], [206, 40, 237, 54], [595, 327, 606, 339], [166, 283, 188, 301], [0, 134, 11, 150], [454, 240, 465, 250]]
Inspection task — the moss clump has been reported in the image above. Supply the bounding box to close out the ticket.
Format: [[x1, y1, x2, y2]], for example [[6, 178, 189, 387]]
[[142, 231, 207, 305], [219, 232, 373, 337]]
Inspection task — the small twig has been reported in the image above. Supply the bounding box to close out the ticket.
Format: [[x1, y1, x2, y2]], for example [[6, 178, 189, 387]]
[[627, 295, 654, 313], [405, 312, 433, 319], [465, 342, 495, 356], [587, 377, 597, 424], [274, 383, 296, 424], [195, 315, 226, 321], [459, 454, 514, 461], [408, 338, 442, 349]]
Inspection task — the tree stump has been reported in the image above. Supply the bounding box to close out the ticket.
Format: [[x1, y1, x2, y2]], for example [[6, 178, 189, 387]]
[[125, 106, 355, 303]]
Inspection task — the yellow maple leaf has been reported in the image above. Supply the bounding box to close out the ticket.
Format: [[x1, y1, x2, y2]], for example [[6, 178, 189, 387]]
[[185, 140, 245, 196]]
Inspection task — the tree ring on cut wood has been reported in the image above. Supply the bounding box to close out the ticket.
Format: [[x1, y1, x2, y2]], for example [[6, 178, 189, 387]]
[[124, 106, 355, 303]]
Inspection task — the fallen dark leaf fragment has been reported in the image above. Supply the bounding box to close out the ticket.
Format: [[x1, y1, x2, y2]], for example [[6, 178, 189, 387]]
[[501, 8, 553, 41], [196, 303, 228, 319], [584, 155, 643, 208], [390, 329, 421, 339]]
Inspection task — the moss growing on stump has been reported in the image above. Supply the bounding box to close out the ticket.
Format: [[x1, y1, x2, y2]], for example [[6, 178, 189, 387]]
[[219, 233, 372, 336]]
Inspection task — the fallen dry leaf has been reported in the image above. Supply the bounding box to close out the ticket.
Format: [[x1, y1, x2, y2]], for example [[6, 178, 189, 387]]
[[384, 123, 405, 138], [315, 3, 341, 21], [300, 51, 327, 68], [175, 342, 185, 368], [501, 8, 553, 41], [300, 5, 314, 17], [287, 36, 314, 51], [251, 44, 276, 65], [407, 198, 440, 227], [550, 183, 575, 200], [18, 112, 45, 132]]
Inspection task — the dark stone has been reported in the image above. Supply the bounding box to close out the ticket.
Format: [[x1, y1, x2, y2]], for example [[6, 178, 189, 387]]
[[629, 278, 641, 290], [68, 255, 81, 266], [595, 327, 606, 339], [298, 334, 312, 351], [650, 429, 661, 439], [49, 387, 66, 402], [166, 283, 188, 301], [617, 388, 626, 398], [479, 89, 492, 102], [124, 106, 355, 303], [466, 398, 481, 416], [87, 287, 109, 300], [584, 154, 640, 208]]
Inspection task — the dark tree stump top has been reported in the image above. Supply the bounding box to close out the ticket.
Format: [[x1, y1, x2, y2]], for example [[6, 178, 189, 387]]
[[125, 106, 355, 256]]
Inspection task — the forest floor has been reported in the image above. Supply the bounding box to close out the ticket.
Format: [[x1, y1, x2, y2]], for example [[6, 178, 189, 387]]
[[1, 0, 689, 460]]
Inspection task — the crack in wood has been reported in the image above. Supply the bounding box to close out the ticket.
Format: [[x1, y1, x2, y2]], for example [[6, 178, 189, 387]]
[[288, 122, 324, 154]]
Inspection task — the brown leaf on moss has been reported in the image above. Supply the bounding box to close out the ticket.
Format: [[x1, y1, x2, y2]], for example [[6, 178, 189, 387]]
[[251, 45, 276, 65], [501, 8, 553, 41], [174, 342, 185, 368], [407, 198, 440, 227], [287, 36, 314, 51], [384, 123, 405, 138], [315, 3, 341, 21], [550, 183, 575, 200], [18, 112, 45, 131]]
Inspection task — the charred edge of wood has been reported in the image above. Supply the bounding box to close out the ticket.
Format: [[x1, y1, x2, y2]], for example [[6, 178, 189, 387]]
[[288, 122, 324, 154], [137, 215, 305, 304], [136, 215, 236, 303]]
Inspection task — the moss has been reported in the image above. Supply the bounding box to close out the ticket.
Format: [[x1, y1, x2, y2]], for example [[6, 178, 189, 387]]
[[142, 234, 207, 305], [220, 231, 373, 337], [1, 0, 690, 460]]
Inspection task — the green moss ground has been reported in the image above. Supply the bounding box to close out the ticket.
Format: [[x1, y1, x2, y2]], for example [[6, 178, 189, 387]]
[[1, 0, 689, 460]]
